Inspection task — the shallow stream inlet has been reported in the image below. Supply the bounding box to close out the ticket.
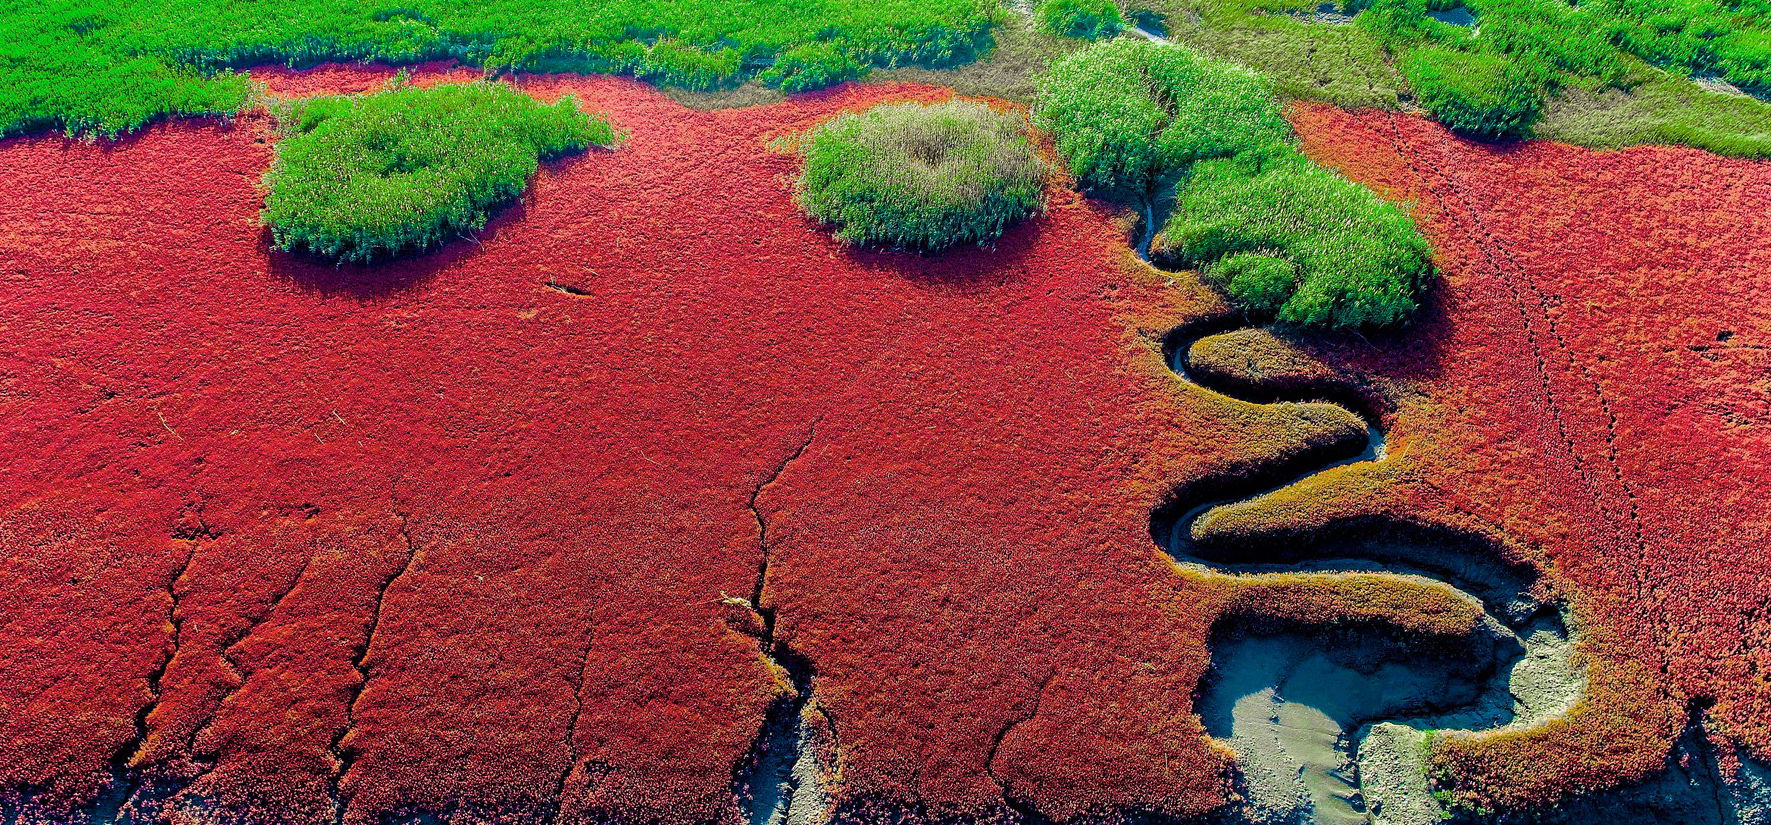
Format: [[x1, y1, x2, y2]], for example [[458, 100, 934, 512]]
[[1114, 129, 1582, 819], [1153, 317, 1580, 825]]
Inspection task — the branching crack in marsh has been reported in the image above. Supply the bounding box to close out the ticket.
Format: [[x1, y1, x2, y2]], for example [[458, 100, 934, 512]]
[[328, 501, 422, 825], [732, 420, 832, 825]]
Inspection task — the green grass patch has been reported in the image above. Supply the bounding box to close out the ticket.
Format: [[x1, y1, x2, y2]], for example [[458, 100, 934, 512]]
[[1152, 155, 1433, 329], [1399, 45, 1543, 138], [0, 0, 1000, 138], [1036, 0, 1127, 40], [1133, 0, 1771, 157], [796, 100, 1045, 252], [1136, 0, 1407, 109], [262, 81, 619, 263], [1032, 37, 1289, 195], [1035, 37, 1432, 330], [1540, 58, 1771, 158]]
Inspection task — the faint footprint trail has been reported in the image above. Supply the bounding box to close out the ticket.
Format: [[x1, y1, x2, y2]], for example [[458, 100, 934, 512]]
[[1143, 271, 1581, 822]]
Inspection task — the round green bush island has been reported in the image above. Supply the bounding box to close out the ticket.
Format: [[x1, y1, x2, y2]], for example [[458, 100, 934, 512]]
[[263, 82, 620, 263], [1036, 0, 1126, 40], [797, 100, 1045, 252]]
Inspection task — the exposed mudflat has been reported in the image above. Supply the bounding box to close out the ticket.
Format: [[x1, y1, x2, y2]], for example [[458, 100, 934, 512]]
[[1200, 630, 1491, 824], [1199, 609, 1579, 825]]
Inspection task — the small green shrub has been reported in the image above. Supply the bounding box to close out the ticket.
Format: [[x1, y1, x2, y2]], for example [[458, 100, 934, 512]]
[[1400, 46, 1544, 139], [640, 39, 744, 92], [1151, 156, 1433, 329], [263, 82, 619, 263], [796, 100, 1045, 252], [760, 42, 867, 94], [1032, 38, 1288, 194], [1036, 0, 1127, 40], [1355, 0, 1453, 46]]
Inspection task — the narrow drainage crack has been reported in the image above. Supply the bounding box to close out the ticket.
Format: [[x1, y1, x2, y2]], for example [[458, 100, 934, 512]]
[[746, 419, 821, 620], [328, 504, 422, 825], [552, 617, 596, 823], [93, 503, 210, 824], [984, 670, 1056, 822], [731, 419, 828, 825]]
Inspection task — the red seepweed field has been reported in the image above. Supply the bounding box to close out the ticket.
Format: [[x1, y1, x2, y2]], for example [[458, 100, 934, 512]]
[[0, 71, 1271, 825], [1276, 103, 1771, 808], [0, 64, 1767, 825]]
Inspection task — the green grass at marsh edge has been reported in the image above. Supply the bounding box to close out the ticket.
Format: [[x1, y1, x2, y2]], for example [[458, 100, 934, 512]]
[[1155, 0, 1405, 110], [7, 0, 1771, 159], [1137, 0, 1771, 158], [1542, 60, 1771, 158], [1, 0, 1000, 137]]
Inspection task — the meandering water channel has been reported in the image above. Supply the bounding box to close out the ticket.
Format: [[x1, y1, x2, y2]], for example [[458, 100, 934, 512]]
[[1134, 209, 1581, 823]]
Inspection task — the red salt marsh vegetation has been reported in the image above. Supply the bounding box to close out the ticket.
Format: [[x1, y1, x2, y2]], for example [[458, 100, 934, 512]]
[[2, 66, 1769, 825], [1196, 102, 1771, 813], [0, 70, 1369, 825]]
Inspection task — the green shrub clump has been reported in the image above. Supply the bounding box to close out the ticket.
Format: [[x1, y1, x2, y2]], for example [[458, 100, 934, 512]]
[[263, 82, 619, 263], [1032, 37, 1289, 195], [1151, 156, 1434, 329], [1036, 0, 1127, 40], [1035, 38, 1433, 330], [797, 100, 1045, 252], [759, 42, 866, 94], [1400, 46, 1544, 139]]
